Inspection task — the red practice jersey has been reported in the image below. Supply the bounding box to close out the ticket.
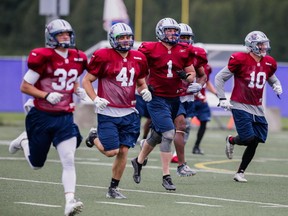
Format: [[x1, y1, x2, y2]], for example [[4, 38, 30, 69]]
[[27, 48, 87, 113], [228, 52, 277, 106], [88, 48, 149, 108], [138, 42, 195, 97], [190, 45, 208, 69], [195, 64, 212, 100], [183, 45, 208, 96]]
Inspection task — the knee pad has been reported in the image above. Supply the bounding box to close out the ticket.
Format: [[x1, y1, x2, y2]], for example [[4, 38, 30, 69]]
[[159, 129, 175, 152], [146, 129, 162, 147]]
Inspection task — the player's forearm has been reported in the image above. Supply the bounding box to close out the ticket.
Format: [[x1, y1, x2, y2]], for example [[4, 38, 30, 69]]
[[20, 80, 47, 99], [82, 75, 97, 101]]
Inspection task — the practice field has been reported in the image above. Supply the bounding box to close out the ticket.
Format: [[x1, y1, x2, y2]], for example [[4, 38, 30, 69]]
[[0, 124, 288, 216]]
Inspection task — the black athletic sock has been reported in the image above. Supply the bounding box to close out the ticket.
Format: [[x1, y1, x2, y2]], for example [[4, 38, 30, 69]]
[[136, 157, 143, 167], [163, 174, 171, 179], [194, 121, 207, 147], [238, 142, 258, 172], [110, 178, 120, 188]]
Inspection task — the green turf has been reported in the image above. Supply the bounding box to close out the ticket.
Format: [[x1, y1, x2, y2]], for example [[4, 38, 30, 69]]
[[0, 121, 288, 216]]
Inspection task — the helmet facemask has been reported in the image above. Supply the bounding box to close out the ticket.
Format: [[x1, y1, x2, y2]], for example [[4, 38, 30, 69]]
[[249, 41, 271, 57], [162, 28, 180, 45], [179, 35, 193, 44], [114, 34, 134, 52]]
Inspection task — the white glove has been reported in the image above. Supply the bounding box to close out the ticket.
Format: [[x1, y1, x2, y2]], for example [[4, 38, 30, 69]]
[[186, 83, 202, 93], [75, 87, 87, 100], [218, 98, 233, 111], [23, 98, 34, 114], [93, 96, 110, 111], [273, 84, 282, 95], [195, 91, 206, 101], [140, 89, 152, 102], [45, 92, 63, 105]]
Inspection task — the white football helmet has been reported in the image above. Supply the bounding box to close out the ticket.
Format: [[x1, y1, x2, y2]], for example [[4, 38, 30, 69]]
[[155, 18, 180, 45], [179, 23, 194, 44], [45, 19, 75, 48], [245, 31, 271, 57], [108, 23, 134, 52]]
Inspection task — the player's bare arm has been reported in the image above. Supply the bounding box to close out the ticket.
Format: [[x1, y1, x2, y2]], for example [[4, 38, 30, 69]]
[[195, 66, 207, 86], [184, 64, 196, 83], [82, 72, 98, 101]]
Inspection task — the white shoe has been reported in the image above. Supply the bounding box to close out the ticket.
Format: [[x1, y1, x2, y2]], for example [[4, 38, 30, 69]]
[[234, 173, 247, 182], [64, 199, 83, 216], [225, 135, 234, 159], [9, 131, 27, 154]]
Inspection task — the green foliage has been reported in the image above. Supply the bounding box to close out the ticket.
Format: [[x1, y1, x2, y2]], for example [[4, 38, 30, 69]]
[[0, 0, 287, 61]]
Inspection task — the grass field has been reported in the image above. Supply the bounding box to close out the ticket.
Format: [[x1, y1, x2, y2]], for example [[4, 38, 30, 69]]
[[0, 113, 288, 216]]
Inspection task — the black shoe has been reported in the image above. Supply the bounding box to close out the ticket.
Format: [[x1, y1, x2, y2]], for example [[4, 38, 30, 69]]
[[131, 157, 142, 184], [85, 128, 98, 148], [162, 176, 176, 191], [143, 157, 148, 166], [192, 146, 204, 155]]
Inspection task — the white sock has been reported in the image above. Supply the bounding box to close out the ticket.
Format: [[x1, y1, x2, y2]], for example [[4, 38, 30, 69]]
[[65, 192, 74, 203]]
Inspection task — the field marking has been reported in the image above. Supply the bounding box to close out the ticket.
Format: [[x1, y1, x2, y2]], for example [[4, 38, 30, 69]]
[[14, 202, 61, 208], [194, 160, 233, 173], [1, 176, 288, 208], [1, 156, 288, 178], [260, 205, 288, 208], [194, 159, 288, 178], [176, 201, 222, 207], [96, 201, 145, 207]]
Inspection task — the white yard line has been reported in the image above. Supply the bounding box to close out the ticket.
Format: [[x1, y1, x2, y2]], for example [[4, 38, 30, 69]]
[[95, 201, 145, 207], [1, 176, 288, 208], [14, 202, 61, 208]]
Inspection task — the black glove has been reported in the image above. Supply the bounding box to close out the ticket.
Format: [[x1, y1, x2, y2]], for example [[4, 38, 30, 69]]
[[176, 70, 190, 80], [148, 84, 154, 94]]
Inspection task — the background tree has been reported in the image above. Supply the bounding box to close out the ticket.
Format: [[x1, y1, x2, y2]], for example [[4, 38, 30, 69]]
[[0, 0, 287, 62]]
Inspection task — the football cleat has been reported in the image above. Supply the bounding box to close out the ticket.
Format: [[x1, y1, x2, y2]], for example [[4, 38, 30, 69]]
[[234, 173, 247, 182], [225, 135, 234, 159], [192, 146, 204, 155], [9, 131, 27, 154], [176, 162, 197, 177], [106, 187, 127, 199], [64, 199, 83, 216], [162, 176, 176, 191], [85, 128, 98, 148], [131, 157, 142, 184]]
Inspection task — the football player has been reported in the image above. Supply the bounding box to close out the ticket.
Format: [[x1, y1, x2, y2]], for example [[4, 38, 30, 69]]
[[83, 23, 151, 199], [215, 31, 283, 182], [8, 19, 87, 215], [131, 18, 204, 191], [170, 24, 208, 170]]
